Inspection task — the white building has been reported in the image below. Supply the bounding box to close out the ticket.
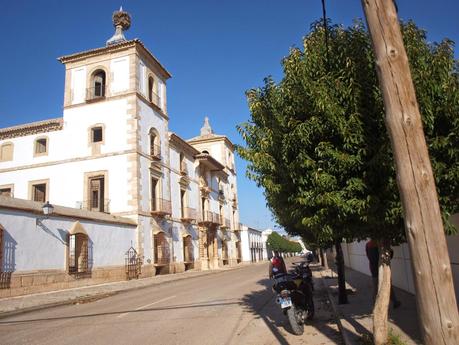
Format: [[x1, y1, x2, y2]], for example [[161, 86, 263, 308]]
[[239, 225, 265, 263], [0, 9, 240, 296], [262, 228, 274, 259]]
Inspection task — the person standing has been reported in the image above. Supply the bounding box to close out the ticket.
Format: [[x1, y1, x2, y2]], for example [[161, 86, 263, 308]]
[[365, 239, 401, 308]]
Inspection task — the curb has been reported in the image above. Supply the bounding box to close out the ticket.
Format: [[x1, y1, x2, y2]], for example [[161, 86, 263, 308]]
[[319, 269, 352, 345], [0, 262, 259, 319]]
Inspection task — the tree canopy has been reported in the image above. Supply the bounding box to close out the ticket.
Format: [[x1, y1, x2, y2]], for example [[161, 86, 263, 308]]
[[237, 20, 459, 245], [266, 232, 302, 253]]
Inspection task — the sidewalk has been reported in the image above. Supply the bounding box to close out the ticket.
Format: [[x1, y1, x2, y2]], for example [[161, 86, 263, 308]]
[[0, 262, 254, 318], [320, 266, 422, 345]]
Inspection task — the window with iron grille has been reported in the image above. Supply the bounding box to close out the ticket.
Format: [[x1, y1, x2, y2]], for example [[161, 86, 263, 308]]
[[68, 233, 89, 274], [89, 176, 104, 212]]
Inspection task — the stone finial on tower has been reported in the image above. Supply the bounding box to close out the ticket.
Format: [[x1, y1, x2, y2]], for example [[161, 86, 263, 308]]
[[200, 116, 214, 136], [106, 7, 132, 46]]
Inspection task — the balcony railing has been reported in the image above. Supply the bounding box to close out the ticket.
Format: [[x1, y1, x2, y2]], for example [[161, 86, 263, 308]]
[[148, 91, 160, 108], [181, 207, 197, 222], [212, 212, 221, 225], [198, 210, 212, 225], [86, 85, 106, 102], [78, 199, 110, 213], [151, 198, 172, 217], [150, 144, 161, 160], [198, 211, 220, 225], [220, 216, 230, 229]]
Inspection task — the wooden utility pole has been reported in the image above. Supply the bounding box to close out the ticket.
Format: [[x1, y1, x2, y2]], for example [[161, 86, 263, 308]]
[[361, 1, 459, 344]]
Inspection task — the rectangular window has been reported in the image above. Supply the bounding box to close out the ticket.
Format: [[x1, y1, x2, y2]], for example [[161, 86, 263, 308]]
[[32, 183, 47, 202], [89, 177, 104, 212], [0, 188, 12, 197], [0, 144, 13, 162], [151, 178, 158, 211], [35, 139, 47, 154], [181, 189, 186, 218], [91, 127, 103, 143]]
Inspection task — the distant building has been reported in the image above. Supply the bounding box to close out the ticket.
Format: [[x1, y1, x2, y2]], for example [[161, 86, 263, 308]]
[[239, 225, 265, 263]]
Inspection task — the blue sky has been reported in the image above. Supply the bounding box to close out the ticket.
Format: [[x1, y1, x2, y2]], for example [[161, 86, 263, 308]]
[[1, 0, 458, 230]]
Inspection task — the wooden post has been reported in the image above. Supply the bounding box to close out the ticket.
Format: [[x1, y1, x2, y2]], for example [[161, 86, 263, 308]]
[[361, 1, 459, 344]]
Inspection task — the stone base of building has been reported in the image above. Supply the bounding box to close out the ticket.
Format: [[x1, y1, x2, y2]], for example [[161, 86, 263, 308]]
[[229, 258, 238, 266], [209, 257, 219, 270], [172, 262, 185, 274], [141, 264, 155, 278], [199, 257, 210, 271], [0, 265, 127, 298]]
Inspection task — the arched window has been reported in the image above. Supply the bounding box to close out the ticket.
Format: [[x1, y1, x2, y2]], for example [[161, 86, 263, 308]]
[[154, 232, 169, 265], [183, 235, 193, 263], [88, 69, 106, 100], [202, 150, 209, 154], [0, 143, 13, 162], [149, 128, 161, 159], [148, 76, 154, 103], [68, 222, 89, 274]]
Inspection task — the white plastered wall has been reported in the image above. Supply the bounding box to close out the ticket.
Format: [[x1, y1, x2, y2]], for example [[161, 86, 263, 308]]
[[342, 214, 459, 300], [0, 208, 136, 272]]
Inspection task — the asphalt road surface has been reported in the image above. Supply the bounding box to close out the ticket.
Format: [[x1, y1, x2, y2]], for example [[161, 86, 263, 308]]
[[0, 259, 342, 345]]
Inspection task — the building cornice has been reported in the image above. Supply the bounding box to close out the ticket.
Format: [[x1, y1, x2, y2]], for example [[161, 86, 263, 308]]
[[187, 135, 234, 151], [0, 196, 137, 226], [0, 118, 63, 140], [169, 133, 200, 157], [58, 39, 172, 80]]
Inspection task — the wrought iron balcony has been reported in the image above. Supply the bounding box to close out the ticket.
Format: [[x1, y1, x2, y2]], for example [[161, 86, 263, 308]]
[[198, 211, 220, 225], [78, 199, 110, 213], [181, 207, 197, 222], [86, 85, 106, 102], [198, 210, 213, 225], [150, 144, 161, 160], [151, 198, 172, 217], [220, 216, 230, 229], [148, 91, 160, 108]]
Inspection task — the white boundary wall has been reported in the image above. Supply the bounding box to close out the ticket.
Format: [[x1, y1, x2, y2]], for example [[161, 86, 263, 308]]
[[342, 214, 459, 300], [0, 197, 136, 272]]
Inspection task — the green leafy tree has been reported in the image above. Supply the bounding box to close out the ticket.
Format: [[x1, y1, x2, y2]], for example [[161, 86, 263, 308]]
[[237, 19, 459, 342]]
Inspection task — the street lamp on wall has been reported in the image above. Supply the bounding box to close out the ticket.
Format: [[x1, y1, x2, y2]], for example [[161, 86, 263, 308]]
[[36, 201, 54, 226]]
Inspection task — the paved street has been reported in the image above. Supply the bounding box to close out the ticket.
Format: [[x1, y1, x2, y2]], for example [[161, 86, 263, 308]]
[[0, 260, 342, 345]]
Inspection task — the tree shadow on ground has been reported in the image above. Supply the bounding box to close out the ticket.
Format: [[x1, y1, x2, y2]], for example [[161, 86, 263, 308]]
[[239, 258, 343, 344], [325, 263, 422, 344]]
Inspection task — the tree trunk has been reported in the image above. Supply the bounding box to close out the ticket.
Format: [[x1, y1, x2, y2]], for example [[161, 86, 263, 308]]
[[361, 2, 459, 344], [373, 241, 392, 345], [320, 248, 328, 269], [335, 240, 348, 304]]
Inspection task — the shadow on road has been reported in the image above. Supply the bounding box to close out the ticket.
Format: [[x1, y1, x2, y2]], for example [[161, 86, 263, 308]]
[[325, 263, 421, 343], [0, 299, 242, 325], [240, 259, 343, 344]]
